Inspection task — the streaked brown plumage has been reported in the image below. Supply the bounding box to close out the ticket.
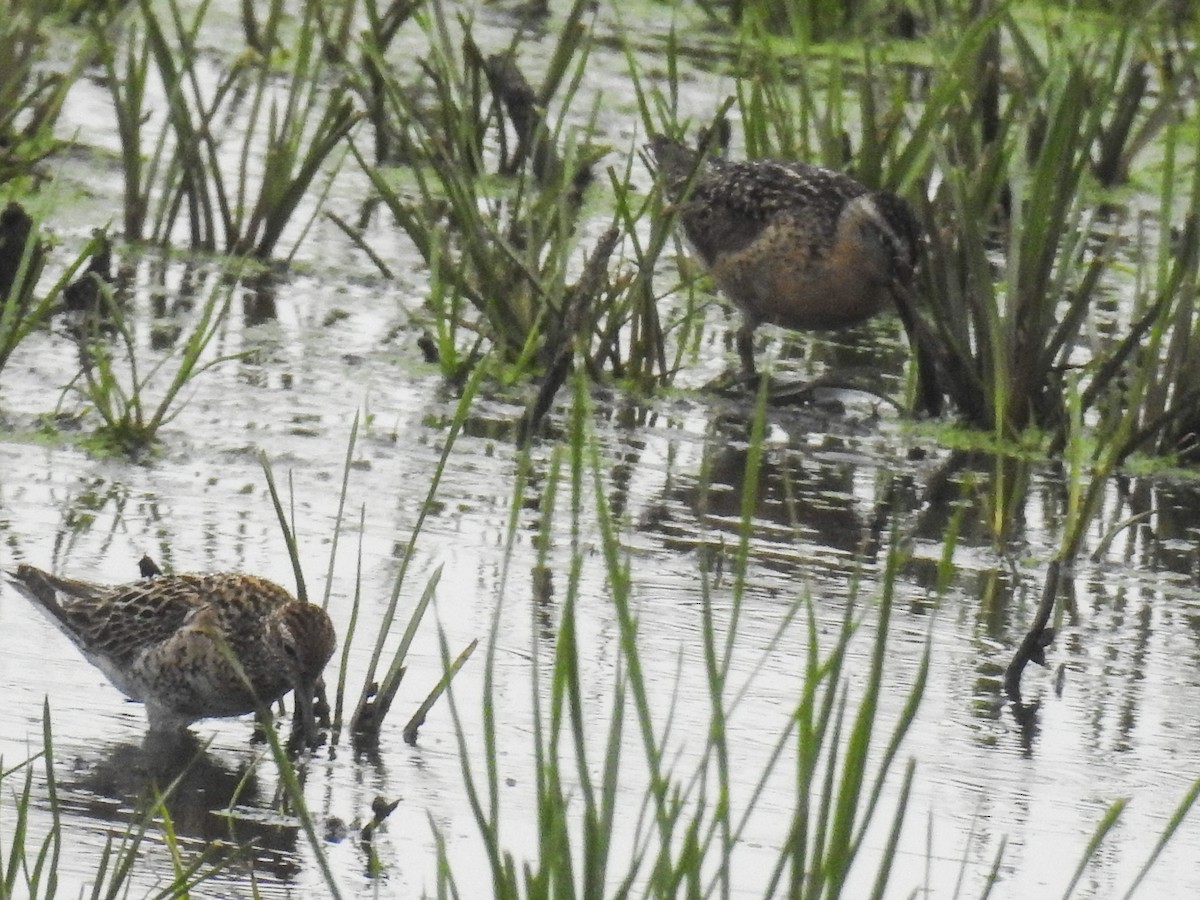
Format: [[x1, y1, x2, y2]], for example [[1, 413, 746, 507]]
[[5, 565, 336, 743], [648, 136, 924, 379]]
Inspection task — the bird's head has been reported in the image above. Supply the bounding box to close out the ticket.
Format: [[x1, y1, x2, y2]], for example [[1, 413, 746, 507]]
[[270, 602, 336, 747]]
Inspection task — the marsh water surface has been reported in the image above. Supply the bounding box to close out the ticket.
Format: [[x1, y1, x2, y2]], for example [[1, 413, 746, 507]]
[[2, 2, 1200, 898]]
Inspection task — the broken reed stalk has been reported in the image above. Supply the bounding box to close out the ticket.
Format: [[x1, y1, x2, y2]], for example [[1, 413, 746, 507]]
[[518, 226, 620, 444], [403, 636, 478, 745]]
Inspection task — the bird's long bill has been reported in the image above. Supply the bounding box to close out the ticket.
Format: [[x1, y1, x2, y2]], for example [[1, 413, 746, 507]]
[[292, 677, 320, 748], [890, 280, 943, 418]]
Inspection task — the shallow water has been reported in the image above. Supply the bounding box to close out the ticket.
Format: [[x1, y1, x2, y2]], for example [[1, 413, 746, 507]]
[[4, 3, 1200, 898]]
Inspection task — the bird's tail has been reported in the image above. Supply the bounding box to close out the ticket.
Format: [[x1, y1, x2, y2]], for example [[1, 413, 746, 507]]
[[6, 564, 106, 621]]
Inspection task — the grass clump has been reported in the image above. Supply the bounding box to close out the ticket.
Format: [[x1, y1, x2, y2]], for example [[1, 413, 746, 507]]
[[0, 0, 89, 185], [902, 5, 1200, 456], [1, 209, 111, 388], [256, 399, 480, 751], [433, 370, 927, 895], [339, 371, 485, 747], [345, 0, 677, 392], [60, 252, 244, 456], [1084, 117, 1200, 466], [351, 0, 600, 376], [92, 0, 360, 259]]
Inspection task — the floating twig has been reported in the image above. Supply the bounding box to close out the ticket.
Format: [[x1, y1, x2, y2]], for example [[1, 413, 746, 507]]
[[1004, 559, 1060, 704]]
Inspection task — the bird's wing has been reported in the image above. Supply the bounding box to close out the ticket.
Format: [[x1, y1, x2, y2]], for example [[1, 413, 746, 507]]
[[698, 159, 868, 224], [7, 567, 206, 664]]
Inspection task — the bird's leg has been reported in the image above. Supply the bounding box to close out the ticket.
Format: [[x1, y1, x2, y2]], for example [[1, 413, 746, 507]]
[[736, 320, 758, 381], [703, 319, 763, 395]]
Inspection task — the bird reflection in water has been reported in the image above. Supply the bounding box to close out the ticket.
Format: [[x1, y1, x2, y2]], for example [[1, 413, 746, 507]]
[[56, 731, 304, 886]]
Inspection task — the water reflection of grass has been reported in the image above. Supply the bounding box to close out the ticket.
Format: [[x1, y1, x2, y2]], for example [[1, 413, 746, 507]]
[[1, 704, 234, 896], [3, 0, 1199, 463], [425, 375, 928, 893]]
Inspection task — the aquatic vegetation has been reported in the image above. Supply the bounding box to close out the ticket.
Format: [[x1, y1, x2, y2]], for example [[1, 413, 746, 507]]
[[434, 374, 932, 894], [718, 0, 920, 40], [340, 374, 483, 747], [13, 0, 1195, 448], [913, 7, 1200, 453], [0, 211, 106, 386], [93, 0, 360, 258], [258, 414, 478, 750], [349, 0, 655, 388], [62, 256, 243, 455], [0, 705, 227, 898], [1, 0, 1196, 455], [0, 0, 89, 185], [6, 0, 1200, 895], [650, 2, 1200, 449]]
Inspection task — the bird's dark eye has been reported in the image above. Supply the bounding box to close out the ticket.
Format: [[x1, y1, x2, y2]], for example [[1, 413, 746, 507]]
[[283, 642, 298, 658]]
